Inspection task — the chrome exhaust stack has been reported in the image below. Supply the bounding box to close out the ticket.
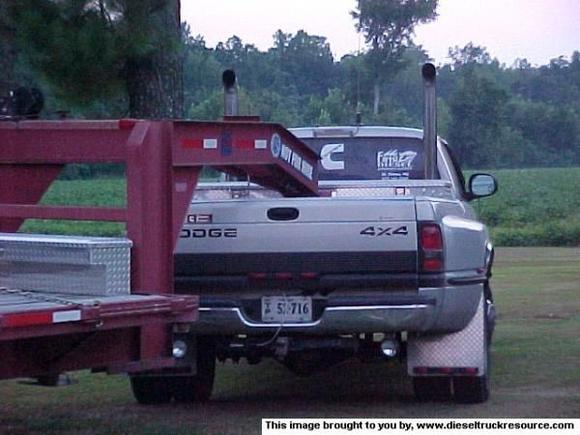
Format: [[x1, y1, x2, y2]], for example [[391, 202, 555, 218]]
[[222, 69, 239, 117], [422, 63, 437, 179]]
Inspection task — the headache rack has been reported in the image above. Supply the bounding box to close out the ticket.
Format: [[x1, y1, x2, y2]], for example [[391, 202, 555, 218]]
[[0, 118, 318, 380]]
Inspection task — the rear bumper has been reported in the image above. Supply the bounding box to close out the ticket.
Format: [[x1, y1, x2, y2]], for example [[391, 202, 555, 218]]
[[191, 283, 483, 335]]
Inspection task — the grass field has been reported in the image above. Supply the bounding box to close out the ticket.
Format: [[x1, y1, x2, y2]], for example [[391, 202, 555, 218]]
[[0, 247, 578, 434], [470, 167, 580, 246], [19, 167, 580, 246]]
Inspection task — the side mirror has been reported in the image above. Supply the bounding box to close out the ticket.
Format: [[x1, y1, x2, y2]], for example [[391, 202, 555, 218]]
[[468, 173, 498, 199]]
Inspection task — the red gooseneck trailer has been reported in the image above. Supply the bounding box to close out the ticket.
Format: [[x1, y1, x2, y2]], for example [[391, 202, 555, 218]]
[[0, 118, 318, 394]]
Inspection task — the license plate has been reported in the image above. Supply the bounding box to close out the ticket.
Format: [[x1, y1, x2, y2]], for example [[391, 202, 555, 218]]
[[261, 296, 313, 323]]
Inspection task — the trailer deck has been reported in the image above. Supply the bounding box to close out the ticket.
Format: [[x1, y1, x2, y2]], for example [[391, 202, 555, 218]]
[[0, 288, 196, 341]]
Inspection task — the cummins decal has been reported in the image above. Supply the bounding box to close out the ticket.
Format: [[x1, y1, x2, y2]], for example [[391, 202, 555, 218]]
[[320, 143, 345, 171], [270, 133, 314, 180]]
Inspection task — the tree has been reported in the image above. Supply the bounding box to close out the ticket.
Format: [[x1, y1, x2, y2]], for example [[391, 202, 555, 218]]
[[448, 69, 509, 167], [0, 1, 17, 97], [304, 88, 353, 126], [4, 0, 183, 118], [448, 43, 493, 67], [270, 30, 336, 97], [352, 0, 438, 115], [182, 32, 222, 112], [123, 0, 183, 118]]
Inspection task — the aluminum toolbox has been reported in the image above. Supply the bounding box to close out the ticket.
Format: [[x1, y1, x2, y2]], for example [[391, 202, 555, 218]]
[[0, 233, 132, 296]]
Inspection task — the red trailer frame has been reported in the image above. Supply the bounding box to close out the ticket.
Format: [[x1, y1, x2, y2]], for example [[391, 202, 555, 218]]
[[0, 118, 318, 380]]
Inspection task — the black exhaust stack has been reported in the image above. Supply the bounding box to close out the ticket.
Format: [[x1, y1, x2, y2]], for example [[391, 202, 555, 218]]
[[222, 69, 238, 117], [422, 63, 437, 179]]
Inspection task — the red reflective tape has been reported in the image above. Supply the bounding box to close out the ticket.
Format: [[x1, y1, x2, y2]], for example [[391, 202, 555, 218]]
[[4, 312, 52, 327], [248, 272, 267, 280], [235, 139, 254, 150], [300, 272, 319, 280], [181, 138, 203, 149], [274, 272, 293, 280], [118, 119, 137, 130]]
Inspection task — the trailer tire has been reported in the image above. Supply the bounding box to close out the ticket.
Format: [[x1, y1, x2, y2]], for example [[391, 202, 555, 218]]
[[412, 377, 452, 401], [36, 373, 61, 387], [130, 376, 173, 405], [173, 337, 216, 403]]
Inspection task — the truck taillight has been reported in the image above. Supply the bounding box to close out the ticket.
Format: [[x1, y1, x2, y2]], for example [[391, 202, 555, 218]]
[[419, 223, 444, 272]]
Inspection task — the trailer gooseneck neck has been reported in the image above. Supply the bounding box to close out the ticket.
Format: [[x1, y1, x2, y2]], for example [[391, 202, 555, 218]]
[[0, 118, 319, 380]]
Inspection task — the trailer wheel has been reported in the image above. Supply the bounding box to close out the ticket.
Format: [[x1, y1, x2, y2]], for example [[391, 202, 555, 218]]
[[130, 376, 173, 405], [412, 377, 452, 401], [173, 337, 216, 403]]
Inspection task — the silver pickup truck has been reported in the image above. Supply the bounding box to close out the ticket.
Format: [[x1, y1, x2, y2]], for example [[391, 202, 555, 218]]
[[171, 65, 498, 404]]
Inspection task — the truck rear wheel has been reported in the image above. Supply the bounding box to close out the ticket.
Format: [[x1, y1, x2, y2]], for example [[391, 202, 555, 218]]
[[412, 377, 452, 401], [172, 337, 216, 403], [453, 375, 489, 403], [130, 376, 173, 405]]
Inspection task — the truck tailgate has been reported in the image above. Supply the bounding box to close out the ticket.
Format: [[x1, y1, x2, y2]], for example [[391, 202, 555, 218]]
[[175, 197, 418, 293]]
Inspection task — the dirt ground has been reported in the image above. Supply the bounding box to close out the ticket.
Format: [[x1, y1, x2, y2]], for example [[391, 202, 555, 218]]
[[0, 247, 579, 434]]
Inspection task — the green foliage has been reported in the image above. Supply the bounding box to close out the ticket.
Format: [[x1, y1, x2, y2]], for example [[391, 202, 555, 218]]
[[352, 0, 438, 114], [188, 90, 222, 120], [270, 30, 336, 97], [5, 0, 183, 117], [448, 68, 509, 167], [507, 97, 579, 166], [4, 1, 580, 170], [352, 0, 438, 65], [11, 0, 123, 106], [492, 222, 580, 247], [470, 167, 580, 246], [304, 89, 354, 126], [20, 178, 126, 236]]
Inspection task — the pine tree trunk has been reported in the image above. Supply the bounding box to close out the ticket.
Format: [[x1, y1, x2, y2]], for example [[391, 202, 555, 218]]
[[0, 0, 17, 97], [125, 0, 183, 119]]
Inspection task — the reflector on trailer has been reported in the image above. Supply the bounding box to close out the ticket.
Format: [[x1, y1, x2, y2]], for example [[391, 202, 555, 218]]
[[2, 309, 82, 328], [274, 272, 293, 280], [3, 312, 53, 328], [300, 272, 319, 280], [248, 272, 267, 280]]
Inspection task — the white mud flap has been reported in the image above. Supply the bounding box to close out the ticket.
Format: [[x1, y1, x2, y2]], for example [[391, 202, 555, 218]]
[[407, 293, 487, 377]]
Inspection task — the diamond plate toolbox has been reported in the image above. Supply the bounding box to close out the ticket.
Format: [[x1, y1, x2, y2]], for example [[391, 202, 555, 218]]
[[0, 233, 132, 296]]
